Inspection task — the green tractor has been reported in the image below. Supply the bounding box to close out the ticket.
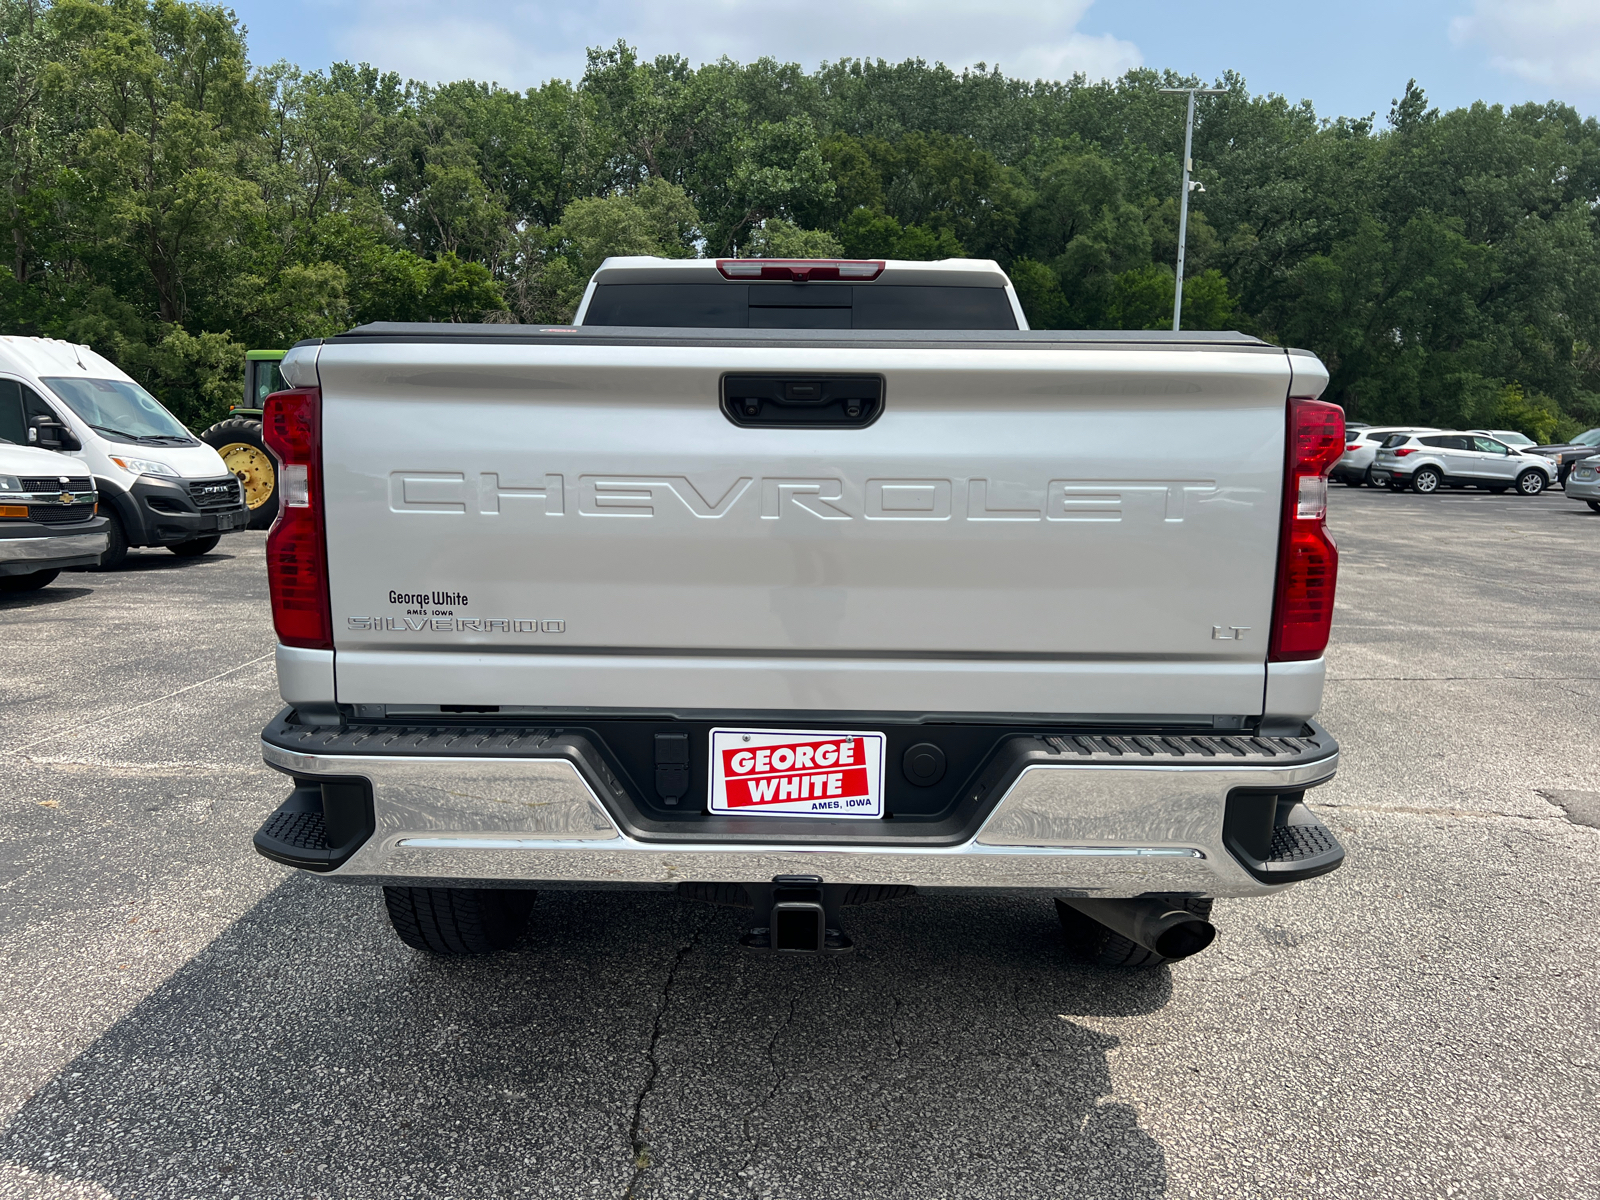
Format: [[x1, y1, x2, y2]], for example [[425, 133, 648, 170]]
[[199, 349, 285, 530]]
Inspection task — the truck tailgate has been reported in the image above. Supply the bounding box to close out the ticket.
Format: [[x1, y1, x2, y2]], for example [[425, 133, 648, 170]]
[[315, 336, 1292, 718]]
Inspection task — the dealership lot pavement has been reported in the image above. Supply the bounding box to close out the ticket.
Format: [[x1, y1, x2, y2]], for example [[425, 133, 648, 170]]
[[1, 489, 1597, 1200]]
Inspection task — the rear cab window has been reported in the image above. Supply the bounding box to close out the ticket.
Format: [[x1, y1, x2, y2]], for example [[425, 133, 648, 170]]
[[583, 282, 1018, 330]]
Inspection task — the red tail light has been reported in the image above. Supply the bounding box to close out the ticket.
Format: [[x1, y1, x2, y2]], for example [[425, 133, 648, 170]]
[[1269, 397, 1344, 662], [1391, 446, 1418, 457], [1345, 443, 1360, 452], [716, 259, 884, 281], [262, 387, 332, 650]]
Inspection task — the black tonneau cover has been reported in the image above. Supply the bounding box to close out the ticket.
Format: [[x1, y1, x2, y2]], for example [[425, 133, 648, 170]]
[[307, 324, 1274, 350]]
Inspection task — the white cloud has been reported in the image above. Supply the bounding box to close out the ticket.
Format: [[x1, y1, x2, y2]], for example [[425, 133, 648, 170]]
[[335, 0, 1141, 89], [1450, 0, 1600, 92]]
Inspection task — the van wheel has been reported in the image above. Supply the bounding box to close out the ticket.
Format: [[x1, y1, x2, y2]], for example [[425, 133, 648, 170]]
[[0, 569, 59, 593], [1516, 470, 1546, 496], [93, 510, 128, 570], [200, 417, 278, 529], [1056, 897, 1214, 969], [169, 535, 221, 557], [1587, 500, 1599, 512], [383, 886, 537, 955]]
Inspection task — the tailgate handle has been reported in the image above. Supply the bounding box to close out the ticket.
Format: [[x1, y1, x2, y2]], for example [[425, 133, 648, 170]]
[[722, 374, 882, 429]]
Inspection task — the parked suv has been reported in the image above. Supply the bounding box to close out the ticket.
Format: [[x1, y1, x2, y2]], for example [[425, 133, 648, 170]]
[[1466, 429, 1537, 451], [1332, 426, 1437, 487], [1565, 459, 1600, 511], [1372, 432, 1557, 494]]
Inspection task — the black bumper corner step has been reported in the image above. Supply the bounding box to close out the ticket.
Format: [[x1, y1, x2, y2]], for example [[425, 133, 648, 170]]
[[1223, 791, 1346, 884], [253, 781, 374, 872]]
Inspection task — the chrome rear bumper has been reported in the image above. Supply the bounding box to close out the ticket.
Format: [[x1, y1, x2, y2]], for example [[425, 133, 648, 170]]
[[261, 733, 1339, 898]]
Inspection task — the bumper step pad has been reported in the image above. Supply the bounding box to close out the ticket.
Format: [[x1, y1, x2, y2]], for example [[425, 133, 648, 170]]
[[1223, 795, 1346, 884], [252, 781, 374, 872]]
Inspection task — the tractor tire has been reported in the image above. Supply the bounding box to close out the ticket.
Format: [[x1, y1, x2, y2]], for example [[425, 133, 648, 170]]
[[200, 416, 277, 529]]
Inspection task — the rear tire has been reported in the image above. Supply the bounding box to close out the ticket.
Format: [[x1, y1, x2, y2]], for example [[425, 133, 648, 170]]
[[1516, 470, 1546, 496], [383, 886, 537, 955], [1056, 896, 1214, 969], [168, 535, 221, 557], [93, 509, 128, 570], [200, 416, 278, 529], [1411, 467, 1441, 494], [1587, 500, 1600, 512], [0, 569, 60, 593]]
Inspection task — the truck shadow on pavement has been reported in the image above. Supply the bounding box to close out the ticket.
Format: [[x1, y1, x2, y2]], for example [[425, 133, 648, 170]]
[[0, 586, 93, 609], [77, 550, 239, 573], [0, 879, 1171, 1200]]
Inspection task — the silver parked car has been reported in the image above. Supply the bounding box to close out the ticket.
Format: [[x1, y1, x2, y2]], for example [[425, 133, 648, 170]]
[[1566, 459, 1600, 511], [1467, 429, 1538, 451], [1371, 432, 1558, 495], [1331, 426, 1438, 487]]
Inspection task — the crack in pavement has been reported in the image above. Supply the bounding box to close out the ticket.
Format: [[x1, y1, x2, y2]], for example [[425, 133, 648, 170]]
[[736, 959, 835, 1195], [620, 910, 706, 1200]]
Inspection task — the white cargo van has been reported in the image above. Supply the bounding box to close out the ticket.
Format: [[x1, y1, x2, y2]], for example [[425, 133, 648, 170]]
[[0, 338, 249, 567]]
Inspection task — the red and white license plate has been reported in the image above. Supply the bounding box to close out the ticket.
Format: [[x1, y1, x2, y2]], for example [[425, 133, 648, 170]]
[[709, 728, 886, 818]]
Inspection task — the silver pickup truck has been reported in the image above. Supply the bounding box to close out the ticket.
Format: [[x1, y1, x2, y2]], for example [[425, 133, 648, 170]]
[[253, 256, 1347, 967]]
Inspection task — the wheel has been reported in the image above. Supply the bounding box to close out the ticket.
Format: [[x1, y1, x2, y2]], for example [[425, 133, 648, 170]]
[[1489, 486, 1508, 494], [0, 569, 60, 593], [1364, 468, 1379, 487], [200, 417, 277, 529], [1410, 467, 1441, 494], [383, 886, 537, 955], [1587, 500, 1599, 512], [168, 535, 221, 557], [1516, 470, 1546, 496], [1056, 897, 1214, 968], [1342, 476, 1363, 487], [92, 509, 128, 570]]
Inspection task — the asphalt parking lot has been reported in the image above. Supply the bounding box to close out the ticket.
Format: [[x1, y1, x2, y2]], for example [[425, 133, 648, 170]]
[[1, 487, 1597, 1200]]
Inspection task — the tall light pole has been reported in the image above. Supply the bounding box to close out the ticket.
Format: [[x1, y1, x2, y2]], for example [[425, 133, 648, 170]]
[[1158, 86, 1226, 331]]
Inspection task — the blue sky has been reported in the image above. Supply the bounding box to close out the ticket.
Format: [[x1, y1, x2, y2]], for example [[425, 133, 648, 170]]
[[231, 0, 1600, 122]]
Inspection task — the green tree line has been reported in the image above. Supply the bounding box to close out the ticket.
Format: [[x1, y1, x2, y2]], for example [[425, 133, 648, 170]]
[[2, 0, 1598, 440]]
